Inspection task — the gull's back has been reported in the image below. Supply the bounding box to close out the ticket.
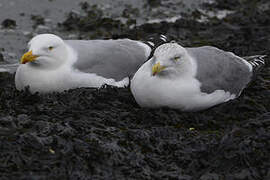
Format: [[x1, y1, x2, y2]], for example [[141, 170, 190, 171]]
[[186, 46, 252, 95], [65, 39, 149, 81]]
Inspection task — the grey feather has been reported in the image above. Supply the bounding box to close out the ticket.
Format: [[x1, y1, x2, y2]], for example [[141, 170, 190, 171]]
[[65, 39, 148, 81], [187, 46, 252, 95]]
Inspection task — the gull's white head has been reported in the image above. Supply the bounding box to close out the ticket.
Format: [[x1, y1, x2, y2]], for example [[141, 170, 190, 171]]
[[20, 34, 68, 69], [151, 43, 191, 77]]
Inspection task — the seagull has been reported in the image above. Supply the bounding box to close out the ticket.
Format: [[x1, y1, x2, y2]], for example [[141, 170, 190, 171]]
[[15, 34, 154, 93], [131, 42, 267, 111]]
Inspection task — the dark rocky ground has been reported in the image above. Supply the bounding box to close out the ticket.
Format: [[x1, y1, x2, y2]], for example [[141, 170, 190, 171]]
[[0, 0, 270, 179]]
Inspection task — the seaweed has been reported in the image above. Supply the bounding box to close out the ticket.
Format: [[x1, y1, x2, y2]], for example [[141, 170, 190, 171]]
[[1, 19, 16, 29], [0, 0, 270, 179]]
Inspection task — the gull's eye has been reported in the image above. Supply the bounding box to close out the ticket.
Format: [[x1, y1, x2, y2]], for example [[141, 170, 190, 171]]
[[173, 56, 180, 61], [48, 46, 54, 51]]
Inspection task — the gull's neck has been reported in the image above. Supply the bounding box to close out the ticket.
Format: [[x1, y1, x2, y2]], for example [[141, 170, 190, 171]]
[[178, 55, 196, 77], [65, 44, 77, 66]]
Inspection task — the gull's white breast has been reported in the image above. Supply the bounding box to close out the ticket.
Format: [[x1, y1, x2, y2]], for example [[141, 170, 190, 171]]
[[131, 61, 236, 111]]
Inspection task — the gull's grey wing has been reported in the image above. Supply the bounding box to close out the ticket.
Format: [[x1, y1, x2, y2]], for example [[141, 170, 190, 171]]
[[187, 46, 252, 95], [65, 39, 149, 81]]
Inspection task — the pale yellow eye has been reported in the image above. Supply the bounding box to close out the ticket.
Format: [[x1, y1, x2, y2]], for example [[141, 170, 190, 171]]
[[48, 46, 53, 51], [174, 56, 180, 61]]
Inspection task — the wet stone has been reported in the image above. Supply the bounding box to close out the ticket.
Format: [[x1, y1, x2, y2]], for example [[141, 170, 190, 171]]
[[147, 0, 162, 7], [1, 19, 16, 29], [0, 52, 4, 61], [31, 15, 45, 29]]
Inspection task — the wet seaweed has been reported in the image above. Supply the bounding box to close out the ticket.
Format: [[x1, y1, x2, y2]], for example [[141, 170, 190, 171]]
[[31, 15, 45, 29], [0, 0, 270, 179], [58, 4, 134, 39], [0, 52, 4, 62], [0, 66, 269, 180], [1, 19, 16, 29]]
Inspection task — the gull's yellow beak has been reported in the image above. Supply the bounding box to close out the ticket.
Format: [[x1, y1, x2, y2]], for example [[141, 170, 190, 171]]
[[20, 50, 39, 64], [152, 62, 166, 76]]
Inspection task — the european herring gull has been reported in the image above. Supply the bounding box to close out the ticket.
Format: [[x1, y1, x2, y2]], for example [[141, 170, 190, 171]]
[[131, 42, 266, 111], [15, 34, 153, 93]]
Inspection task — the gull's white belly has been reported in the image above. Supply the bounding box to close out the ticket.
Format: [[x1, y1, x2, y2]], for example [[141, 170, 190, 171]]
[[15, 64, 129, 93], [131, 69, 236, 111], [15, 65, 74, 93]]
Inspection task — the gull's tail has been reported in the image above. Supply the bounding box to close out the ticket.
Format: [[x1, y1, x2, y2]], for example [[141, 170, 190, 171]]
[[143, 34, 170, 60], [243, 55, 268, 80]]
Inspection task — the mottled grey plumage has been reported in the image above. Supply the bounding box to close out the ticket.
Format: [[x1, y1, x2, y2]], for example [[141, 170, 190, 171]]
[[186, 46, 252, 95], [66, 39, 148, 81]]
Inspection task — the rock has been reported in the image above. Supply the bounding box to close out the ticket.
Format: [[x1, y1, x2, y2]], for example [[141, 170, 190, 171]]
[[1, 19, 16, 29], [22, 31, 31, 36], [200, 173, 220, 180], [36, 25, 50, 31], [31, 15, 45, 29], [7, 53, 16, 59], [0, 52, 4, 61], [147, 0, 161, 7]]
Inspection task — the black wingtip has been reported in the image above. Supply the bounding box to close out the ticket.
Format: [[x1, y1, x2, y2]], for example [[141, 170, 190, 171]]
[[250, 55, 267, 72], [144, 34, 169, 48], [243, 55, 268, 80], [143, 34, 170, 60]]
